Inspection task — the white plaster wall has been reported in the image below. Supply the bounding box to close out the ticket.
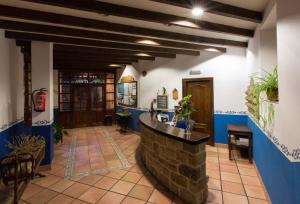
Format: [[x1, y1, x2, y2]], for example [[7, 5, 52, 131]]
[[0, 29, 24, 129], [31, 41, 54, 125], [135, 47, 247, 111], [276, 0, 300, 154]]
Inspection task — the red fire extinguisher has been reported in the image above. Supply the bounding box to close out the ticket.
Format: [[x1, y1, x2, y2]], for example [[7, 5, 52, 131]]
[[32, 88, 48, 112]]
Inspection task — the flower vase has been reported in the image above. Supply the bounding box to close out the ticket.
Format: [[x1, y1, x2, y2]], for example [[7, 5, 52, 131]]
[[185, 115, 191, 136]]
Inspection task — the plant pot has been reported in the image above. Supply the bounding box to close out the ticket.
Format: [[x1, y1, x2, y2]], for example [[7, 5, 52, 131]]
[[267, 89, 278, 102]]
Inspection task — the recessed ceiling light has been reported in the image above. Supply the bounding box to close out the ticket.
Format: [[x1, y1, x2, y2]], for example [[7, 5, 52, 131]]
[[136, 53, 151, 57], [109, 64, 121, 67], [136, 39, 160, 45], [172, 20, 199, 28], [204, 48, 221, 52], [192, 7, 204, 16]]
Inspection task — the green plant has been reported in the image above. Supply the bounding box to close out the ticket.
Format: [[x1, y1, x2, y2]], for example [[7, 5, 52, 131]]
[[256, 65, 278, 101], [52, 123, 68, 144], [175, 95, 193, 119]]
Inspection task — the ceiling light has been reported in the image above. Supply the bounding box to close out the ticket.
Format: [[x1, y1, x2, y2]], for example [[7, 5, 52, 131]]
[[172, 20, 199, 28], [136, 53, 151, 57], [204, 48, 221, 52], [136, 39, 160, 46], [109, 64, 121, 67], [192, 7, 204, 16]]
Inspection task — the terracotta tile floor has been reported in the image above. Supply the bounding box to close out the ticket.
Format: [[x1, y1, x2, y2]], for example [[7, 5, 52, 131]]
[[1, 126, 271, 204]]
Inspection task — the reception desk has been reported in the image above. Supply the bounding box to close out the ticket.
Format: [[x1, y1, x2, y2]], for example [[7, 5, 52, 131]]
[[139, 113, 210, 204]]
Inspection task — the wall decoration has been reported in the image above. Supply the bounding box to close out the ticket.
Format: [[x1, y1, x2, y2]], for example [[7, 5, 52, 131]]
[[120, 75, 135, 83], [172, 88, 178, 100], [157, 95, 168, 109], [142, 71, 147, 77], [117, 81, 137, 107], [245, 77, 260, 121]]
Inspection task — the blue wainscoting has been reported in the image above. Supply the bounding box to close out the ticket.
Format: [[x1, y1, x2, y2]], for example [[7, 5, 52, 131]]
[[248, 117, 300, 204], [0, 121, 31, 159], [214, 113, 248, 144], [116, 106, 146, 132], [32, 125, 54, 165]]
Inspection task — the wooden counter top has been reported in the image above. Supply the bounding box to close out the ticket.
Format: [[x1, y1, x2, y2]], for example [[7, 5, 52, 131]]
[[139, 112, 210, 145]]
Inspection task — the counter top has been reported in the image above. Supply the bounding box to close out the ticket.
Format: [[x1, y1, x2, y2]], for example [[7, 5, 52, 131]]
[[139, 112, 210, 145]]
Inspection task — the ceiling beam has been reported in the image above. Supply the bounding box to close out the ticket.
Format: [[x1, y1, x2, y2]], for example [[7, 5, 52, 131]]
[[54, 45, 176, 58], [0, 5, 246, 47], [54, 61, 125, 70], [54, 52, 153, 61], [54, 50, 156, 61], [150, 0, 262, 23], [54, 55, 139, 63], [5, 31, 200, 56], [0, 19, 225, 52], [54, 58, 135, 64], [20, 0, 254, 37]]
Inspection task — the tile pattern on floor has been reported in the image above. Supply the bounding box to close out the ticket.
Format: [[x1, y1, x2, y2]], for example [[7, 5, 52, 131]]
[[0, 126, 270, 204]]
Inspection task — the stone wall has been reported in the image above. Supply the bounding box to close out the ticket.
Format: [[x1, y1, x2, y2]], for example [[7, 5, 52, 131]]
[[140, 124, 208, 204]]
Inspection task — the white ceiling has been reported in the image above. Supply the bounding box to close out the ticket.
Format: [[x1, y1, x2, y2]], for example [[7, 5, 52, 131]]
[[0, 0, 270, 45]]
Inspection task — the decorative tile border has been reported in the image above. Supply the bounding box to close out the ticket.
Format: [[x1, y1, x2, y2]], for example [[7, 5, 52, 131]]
[[0, 117, 24, 132], [215, 110, 247, 115], [64, 127, 131, 178], [32, 119, 53, 126], [65, 130, 77, 178], [249, 116, 300, 162], [101, 128, 131, 169]]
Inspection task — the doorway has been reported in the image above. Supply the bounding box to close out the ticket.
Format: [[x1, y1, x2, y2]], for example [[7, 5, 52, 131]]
[[183, 78, 214, 145], [59, 71, 115, 128]]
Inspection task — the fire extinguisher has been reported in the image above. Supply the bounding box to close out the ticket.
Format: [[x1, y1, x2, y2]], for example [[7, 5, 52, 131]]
[[32, 88, 48, 112]]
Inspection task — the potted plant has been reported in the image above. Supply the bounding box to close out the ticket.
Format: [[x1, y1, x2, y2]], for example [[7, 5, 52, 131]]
[[175, 95, 193, 134], [52, 123, 68, 144], [257, 65, 279, 102]]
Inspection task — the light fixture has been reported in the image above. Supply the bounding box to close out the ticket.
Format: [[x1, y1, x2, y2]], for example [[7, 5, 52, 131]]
[[136, 53, 151, 57], [172, 20, 199, 28], [192, 7, 204, 16], [204, 48, 221, 52], [109, 64, 121, 67], [136, 39, 160, 46]]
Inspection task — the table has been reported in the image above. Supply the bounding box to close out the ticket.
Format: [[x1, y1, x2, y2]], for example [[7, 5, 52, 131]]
[[227, 124, 253, 163]]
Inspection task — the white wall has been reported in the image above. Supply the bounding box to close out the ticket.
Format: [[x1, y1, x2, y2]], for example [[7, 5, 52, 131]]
[[0, 29, 24, 130], [276, 0, 300, 158], [119, 47, 248, 112], [31, 41, 54, 125]]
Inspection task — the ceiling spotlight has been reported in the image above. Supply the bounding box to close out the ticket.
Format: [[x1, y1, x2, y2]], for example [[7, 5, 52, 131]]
[[136, 53, 151, 57], [192, 7, 204, 16], [136, 39, 160, 46], [109, 64, 121, 67]]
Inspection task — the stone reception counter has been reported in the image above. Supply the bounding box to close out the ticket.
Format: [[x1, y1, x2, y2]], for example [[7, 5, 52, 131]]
[[139, 113, 210, 204]]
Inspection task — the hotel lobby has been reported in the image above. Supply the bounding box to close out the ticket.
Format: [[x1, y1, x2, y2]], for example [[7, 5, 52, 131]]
[[0, 0, 299, 204]]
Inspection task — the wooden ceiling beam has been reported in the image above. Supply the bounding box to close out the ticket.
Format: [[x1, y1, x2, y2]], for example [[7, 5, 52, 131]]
[[150, 0, 262, 23], [20, 0, 254, 37], [54, 52, 150, 61], [5, 31, 200, 56], [0, 19, 225, 52], [54, 45, 176, 58], [0, 5, 246, 47], [54, 56, 138, 63], [54, 61, 125, 70]]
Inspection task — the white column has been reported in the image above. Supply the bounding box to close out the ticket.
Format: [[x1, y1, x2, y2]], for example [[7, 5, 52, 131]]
[[31, 41, 54, 165]]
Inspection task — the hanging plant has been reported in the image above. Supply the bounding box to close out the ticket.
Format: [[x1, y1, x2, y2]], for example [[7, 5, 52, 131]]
[[256, 65, 279, 102]]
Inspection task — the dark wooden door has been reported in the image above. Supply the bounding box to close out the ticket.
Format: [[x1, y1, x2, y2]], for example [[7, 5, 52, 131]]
[[72, 85, 104, 127], [183, 78, 214, 145]]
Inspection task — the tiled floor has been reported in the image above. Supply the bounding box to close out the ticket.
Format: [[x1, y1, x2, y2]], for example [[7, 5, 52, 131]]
[[2, 126, 270, 204]]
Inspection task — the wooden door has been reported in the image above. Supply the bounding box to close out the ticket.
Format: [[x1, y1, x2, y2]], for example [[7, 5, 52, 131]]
[[183, 78, 214, 145], [72, 85, 104, 127]]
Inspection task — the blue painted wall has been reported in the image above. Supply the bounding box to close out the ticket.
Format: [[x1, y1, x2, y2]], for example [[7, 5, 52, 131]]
[[32, 125, 54, 165], [214, 113, 248, 143], [248, 118, 300, 204]]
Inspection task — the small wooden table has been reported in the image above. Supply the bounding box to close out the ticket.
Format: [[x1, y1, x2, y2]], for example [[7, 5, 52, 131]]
[[227, 124, 253, 163]]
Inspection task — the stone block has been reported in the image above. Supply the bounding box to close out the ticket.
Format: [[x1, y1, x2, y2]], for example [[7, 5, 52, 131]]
[[166, 138, 183, 150], [178, 164, 203, 182], [171, 173, 188, 187]]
